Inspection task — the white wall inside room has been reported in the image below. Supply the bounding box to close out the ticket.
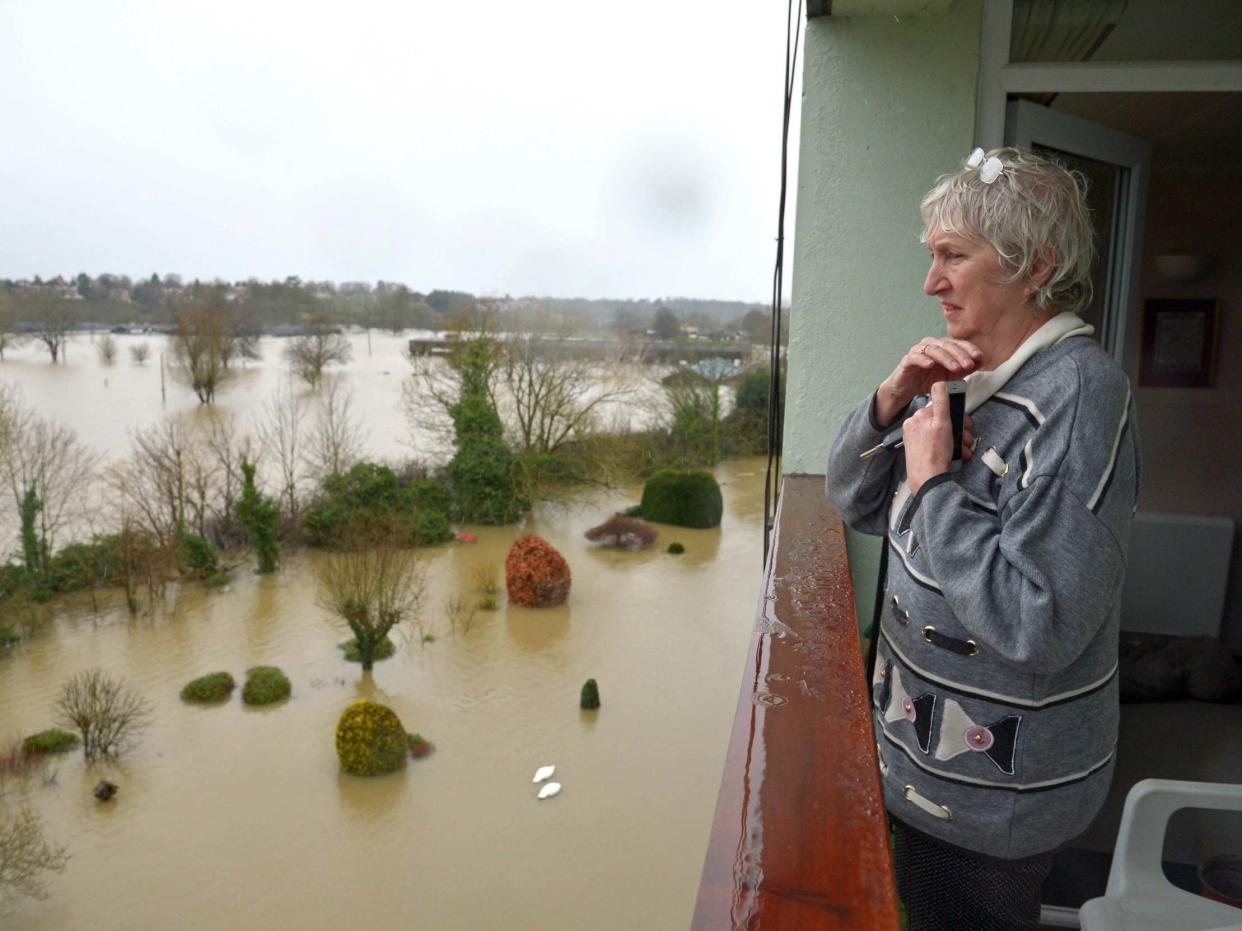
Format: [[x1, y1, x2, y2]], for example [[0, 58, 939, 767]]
[[1051, 92, 1242, 649]]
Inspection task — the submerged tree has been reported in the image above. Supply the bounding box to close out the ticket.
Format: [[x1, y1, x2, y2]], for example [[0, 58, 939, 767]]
[[315, 537, 426, 672], [55, 669, 152, 760], [284, 315, 352, 387], [236, 460, 279, 573]]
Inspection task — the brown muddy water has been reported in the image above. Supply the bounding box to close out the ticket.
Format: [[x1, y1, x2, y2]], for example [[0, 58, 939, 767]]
[[0, 335, 765, 930]]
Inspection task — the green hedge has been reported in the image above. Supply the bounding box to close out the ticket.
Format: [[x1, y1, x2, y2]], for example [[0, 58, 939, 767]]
[[338, 637, 396, 663], [242, 666, 291, 705], [640, 469, 723, 529], [23, 728, 80, 755], [303, 462, 453, 547], [180, 671, 236, 703]]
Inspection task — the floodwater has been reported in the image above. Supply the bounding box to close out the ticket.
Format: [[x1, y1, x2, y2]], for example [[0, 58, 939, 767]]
[[0, 334, 766, 929]]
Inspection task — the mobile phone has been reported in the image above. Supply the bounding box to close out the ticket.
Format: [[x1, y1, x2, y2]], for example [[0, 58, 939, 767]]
[[947, 380, 967, 472]]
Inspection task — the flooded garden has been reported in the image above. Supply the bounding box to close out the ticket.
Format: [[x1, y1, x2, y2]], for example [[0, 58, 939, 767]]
[[0, 332, 767, 929]]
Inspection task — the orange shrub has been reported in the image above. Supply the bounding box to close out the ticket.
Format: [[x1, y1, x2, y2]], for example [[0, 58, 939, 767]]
[[505, 534, 571, 607]]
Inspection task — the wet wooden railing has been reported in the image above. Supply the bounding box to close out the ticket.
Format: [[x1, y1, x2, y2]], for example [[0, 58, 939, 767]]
[[692, 474, 899, 929]]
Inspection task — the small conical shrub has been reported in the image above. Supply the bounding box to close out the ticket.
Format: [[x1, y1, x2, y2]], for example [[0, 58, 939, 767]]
[[336, 700, 408, 776], [640, 469, 723, 529], [580, 678, 600, 710], [505, 534, 571, 607]]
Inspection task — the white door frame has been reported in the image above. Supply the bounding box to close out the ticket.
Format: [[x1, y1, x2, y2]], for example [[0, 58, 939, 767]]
[[976, 1, 1242, 149]]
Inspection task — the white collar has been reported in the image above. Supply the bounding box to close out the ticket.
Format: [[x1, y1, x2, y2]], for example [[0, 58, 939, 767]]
[[964, 312, 1094, 413]]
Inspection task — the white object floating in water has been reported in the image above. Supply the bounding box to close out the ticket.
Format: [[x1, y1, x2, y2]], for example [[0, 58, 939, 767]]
[[532, 765, 556, 783], [537, 782, 562, 800]]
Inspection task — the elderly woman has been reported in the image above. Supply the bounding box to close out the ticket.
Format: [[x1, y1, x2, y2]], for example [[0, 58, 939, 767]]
[[826, 148, 1141, 930]]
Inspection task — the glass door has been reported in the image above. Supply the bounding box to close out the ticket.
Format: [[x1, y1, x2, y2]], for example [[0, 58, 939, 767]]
[[1006, 99, 1151, 368]]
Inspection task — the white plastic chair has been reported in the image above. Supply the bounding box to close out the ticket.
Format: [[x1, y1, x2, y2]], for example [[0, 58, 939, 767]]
[[1079, 778, 1242, 931]]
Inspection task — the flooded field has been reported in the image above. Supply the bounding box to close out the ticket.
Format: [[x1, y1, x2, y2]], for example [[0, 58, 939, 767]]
[[0, 335, 765, 929]]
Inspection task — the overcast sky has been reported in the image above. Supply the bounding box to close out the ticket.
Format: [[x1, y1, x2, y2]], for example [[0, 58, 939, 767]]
[[0, 1, 801, 302]]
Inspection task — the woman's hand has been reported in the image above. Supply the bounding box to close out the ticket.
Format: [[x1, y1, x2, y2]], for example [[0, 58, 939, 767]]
[[873, 337, 983, 427], [903, 381, 976, 493]]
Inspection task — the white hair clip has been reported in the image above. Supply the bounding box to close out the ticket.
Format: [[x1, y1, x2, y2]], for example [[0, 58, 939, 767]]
[[966, 147, 1003, 184]]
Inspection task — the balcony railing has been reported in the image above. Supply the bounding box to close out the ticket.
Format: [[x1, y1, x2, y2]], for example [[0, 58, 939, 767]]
[[692, 474, 899, 929]]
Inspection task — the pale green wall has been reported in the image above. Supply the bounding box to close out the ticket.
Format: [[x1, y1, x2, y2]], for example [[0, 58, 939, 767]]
[[784, 1, 983, 626]]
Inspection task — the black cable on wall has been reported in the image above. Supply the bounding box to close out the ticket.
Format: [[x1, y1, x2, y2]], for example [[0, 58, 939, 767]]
[[763, 0, 802, 568]]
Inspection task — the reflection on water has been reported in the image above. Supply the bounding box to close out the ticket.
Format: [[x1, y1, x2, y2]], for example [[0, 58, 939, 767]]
[[0, 432, 767, 930]]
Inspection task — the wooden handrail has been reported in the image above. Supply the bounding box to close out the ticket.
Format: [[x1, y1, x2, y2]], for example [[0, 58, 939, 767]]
[[692, 474, 899, 929]]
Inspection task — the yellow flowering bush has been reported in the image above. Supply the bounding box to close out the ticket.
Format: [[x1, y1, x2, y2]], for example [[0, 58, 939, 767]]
[[335, 700, 408, 776]]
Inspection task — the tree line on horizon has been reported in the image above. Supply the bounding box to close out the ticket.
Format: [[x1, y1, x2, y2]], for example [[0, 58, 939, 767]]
[[0, 273, 779, 345]]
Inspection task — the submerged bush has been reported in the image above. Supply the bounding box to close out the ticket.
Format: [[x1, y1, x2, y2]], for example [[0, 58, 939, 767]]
[[338, 637, 396, 663], [584, 515, 658, 549], [667, 542, 685, 555], [22, 729, 80, 755], [242, 666, 291, 706], [640, 469, 723, 529], [179, 672, 236, 703], [336, 700, 408, 776], [303, 462, 453, 548], [505, 535, 571, 608], [407, 733, 434, 759], [580, 678, 600, 710], [176, 530, 219, 579], [0, 622, 19, 647]]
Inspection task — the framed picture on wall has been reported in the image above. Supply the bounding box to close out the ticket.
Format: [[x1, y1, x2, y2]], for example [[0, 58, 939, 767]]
[[1138, 298, 1220, 388]]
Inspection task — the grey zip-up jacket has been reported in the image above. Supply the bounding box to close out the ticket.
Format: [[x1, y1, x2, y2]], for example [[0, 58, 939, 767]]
[[827, 334, 1141, 859]]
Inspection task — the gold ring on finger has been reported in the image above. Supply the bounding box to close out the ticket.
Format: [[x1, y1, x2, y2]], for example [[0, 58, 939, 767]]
[[919, 345, 929, 355]]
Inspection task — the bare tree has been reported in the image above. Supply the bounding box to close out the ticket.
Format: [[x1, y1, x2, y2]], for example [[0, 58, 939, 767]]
[[305, 381, 364, 482], [284, 316, 352, 387], [55, 669, 152, 760], [128, 342, 150, 364], [96, 334, 118, 364], [108, 419, 197, 546], [172, 307, 232, 403], [497, 335, 633, 455], [256, 386, 305, 520], [315, 539, 426, 671], [0, 390, 98, 576], [26, 291, 75, 363], [0, 799, 69, 912]]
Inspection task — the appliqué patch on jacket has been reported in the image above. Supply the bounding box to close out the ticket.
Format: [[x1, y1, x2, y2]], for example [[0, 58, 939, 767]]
[[934, 697, 1021, 775], [884, 666, 936, 753]]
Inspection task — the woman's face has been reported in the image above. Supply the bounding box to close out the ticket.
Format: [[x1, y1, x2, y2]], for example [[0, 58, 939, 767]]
[[923, 228, 1034, 348]]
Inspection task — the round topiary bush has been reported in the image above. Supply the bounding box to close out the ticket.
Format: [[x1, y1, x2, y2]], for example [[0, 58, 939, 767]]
[[505, 534, 571, 608], [580, 678, 600, 710], [242, 666, 291, 706], [336, 700, 409, 776], [23, 728, 80, 755], [640, 469, 723, 529], [180, 671, 236, 703], [667, 542, 685, 554], [338, 638, 396, 664]]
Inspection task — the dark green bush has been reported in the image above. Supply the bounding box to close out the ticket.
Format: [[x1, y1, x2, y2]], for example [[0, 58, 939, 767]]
[[580, 678, 600, 710], [338, 637, 396, 663], [180, 672, 236, 703], [447, 394, 525, 524], [242, 666, 291, 705], [667, 542, 685, 554], [177, 530, 219, 579], [303, 462, 453, 548], [723, 364, 784, 456], [0, 622, 19, 646], [640, 469, 723, 529], [237, 460, 280, 573], [23, 728, 80, 755]]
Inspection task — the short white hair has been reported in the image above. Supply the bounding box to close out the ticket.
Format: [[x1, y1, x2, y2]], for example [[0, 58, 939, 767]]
[[920, 147, 1095, 314]]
